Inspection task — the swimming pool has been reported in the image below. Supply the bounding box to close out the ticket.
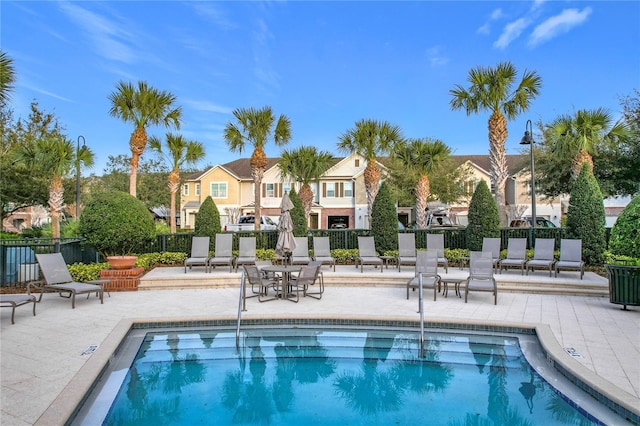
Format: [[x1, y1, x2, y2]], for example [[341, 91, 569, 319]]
[[70, 321, 623, 425]]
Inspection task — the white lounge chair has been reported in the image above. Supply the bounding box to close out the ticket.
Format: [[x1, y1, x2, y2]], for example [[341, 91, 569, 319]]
[[208, 234, 234, 272], [526, 238, 556, 276], [235, 237, 257, 272], [397, 233, 417, 272], [356, 236, 383, 273], [426, 233, 448, 272], [312, 237, 336, 272], [406, 250, 440, 301], [291, 237, 311, 265], [465, 251, 497, 305], [185, 236, 210, 273], [555, 239, 584, 279], [499, 238, 527, 275]]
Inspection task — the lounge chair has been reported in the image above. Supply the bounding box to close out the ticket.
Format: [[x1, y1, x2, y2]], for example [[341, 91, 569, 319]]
[[243, 264, 280, 302], [465, 251, 497, 304], [32, 253, 105, 309], [291, 237, 311, 265], [185, 236, 210, 273], [234, 237, 257, 272], [208, 234, 234, 272], [555, 239, 584, 279], [499, 238, 527, 275], [406, 250, 440, 301], [426, 233, 448, 272], [0, 294, 37, 324], [526, 238, 556, 276], [356, 236, 383, 273], [481, 237, 501, 272], [312, 237, 336, 272], [397, 233, 417, 272]]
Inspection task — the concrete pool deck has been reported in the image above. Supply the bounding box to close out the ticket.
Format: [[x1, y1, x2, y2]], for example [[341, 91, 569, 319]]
[[1, 266, 639, 425]]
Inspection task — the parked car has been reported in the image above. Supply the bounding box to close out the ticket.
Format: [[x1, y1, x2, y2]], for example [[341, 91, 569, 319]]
[[509, 217, 557, 228], [330, 222, 347, 229], [224, 215, 278, 231], [425, 210, 465, 229]]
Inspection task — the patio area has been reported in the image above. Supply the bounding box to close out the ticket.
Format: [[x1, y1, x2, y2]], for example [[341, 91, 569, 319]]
[[1, 266, 639, 425]]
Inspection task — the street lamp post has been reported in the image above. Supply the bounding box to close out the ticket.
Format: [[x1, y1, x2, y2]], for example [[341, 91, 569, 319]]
[[76, 135, 86, 219], [520, 120, 536, 240]]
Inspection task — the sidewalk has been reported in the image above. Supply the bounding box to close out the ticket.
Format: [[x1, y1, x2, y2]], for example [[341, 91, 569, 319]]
[[1, 270, 639, 425]]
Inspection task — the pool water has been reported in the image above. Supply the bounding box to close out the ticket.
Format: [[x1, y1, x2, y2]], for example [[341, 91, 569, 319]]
[[81, 327, 601, 425]]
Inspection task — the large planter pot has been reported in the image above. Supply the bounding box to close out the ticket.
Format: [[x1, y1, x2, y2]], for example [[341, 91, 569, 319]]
[[605, 264, 640, 310], [107, 256, 138, 270]]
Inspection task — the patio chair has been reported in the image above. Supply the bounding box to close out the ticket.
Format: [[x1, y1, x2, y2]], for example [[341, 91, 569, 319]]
[[397, 233, 417, 272], [499, 238, 527, 275], [208, 234, 234, 272], [481, 237, 501, 272], [291, 237, 311, 265], [32, 253, 105, 309], [185, 236, 210, 273], [312, 237, 336, 272], [1, 294, 37, 324], [555, 239, 584, 279], [288, 262, 321, 303], [465, 251, 497, 305], [526, 238, 556, 276], [406, 250, 440, 301], [302, 260, 324, 299], [234, 237, 257, 272], [356, 236, 383, 273], [243, 264, 280, 302], [426, 233, 448, 272]]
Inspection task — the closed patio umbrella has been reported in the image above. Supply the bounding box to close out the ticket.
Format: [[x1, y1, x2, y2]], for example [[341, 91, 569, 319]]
[[276, 193, 296, 263]]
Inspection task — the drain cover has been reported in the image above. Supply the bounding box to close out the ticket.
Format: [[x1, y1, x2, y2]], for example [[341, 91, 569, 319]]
[[81, 345, 99, 356], [564, 347, 584, 358]]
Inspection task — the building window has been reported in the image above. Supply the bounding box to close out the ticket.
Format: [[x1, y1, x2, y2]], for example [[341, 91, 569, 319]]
[[195, 183, 200, 196], [283, 182, 291, 194], [265, 183, 275, 197], [210, 182, 227, 198], [355, 159, 360, 167], [463, 180, 476, 195], [344, 181, 353, 197], [183, 184, 189, 196], [326, 182, 335, 198]]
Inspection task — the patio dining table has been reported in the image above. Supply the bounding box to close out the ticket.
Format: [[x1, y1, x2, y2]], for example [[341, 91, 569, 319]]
[[261, 265, 302, 301]]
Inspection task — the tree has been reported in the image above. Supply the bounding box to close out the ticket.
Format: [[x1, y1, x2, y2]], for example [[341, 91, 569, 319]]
[[223, 106, 291, 230], [337, 119, 403, 224], [108, 80, 182, 197], [466, 180, 500, 251], [370, 182, 397, 254], [450, 61, 542, 225], [391, 138, 451, 229], [194, 196, 221, 237], [608, 195, 640, 259], [566, 164, 606, 265], [544, 108, 632, 178], [149, 133, 205, 233], [278, 146, 334, 219], [288, 188, 307, 237], [0, 50, 16, 106], [16, 136, 94, 239]]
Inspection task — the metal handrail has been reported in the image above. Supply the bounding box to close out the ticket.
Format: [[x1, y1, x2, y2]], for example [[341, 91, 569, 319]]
[[236, 270, 246, 348], [418, 273, 425, 358]]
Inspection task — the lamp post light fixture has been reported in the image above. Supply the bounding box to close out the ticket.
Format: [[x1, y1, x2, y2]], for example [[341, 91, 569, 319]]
[[520, 120, 536, 232], [76, 135, 86, 219]]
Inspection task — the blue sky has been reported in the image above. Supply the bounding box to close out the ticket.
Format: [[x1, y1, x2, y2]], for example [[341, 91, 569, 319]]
[[3, 1, 639, 175]]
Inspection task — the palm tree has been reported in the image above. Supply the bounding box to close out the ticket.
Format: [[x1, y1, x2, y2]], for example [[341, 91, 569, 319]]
[[16, 136, 94, 239], [450, 61, 542, 225], [544, 107, 631, 178], [149, 133, 205, 233], [108, 80, 182, 198], [223, 106, 292, 230], [392, 138, 451, 229], [0, 50, 16, 106], [278, 146, 334, 219], [337, 119, 403, 222]]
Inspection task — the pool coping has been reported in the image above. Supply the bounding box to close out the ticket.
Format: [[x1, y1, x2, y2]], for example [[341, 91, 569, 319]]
[[36, 314, 640, 426]]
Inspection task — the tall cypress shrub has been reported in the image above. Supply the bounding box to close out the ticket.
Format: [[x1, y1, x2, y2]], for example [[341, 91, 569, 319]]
[[608, 195, 640, 259], [467, 180, 500, 251], [371, 182, 398, 253], [566, 164, 606, 264], [194, 196, 221, 238], [288, 188, 308, 237]]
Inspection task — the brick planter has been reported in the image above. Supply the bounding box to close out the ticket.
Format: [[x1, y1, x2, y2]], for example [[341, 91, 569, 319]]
[[100, 267, 145, 292]]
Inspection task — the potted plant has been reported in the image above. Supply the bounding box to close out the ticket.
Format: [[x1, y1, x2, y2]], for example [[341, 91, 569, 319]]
[[605, 195, 640, 310], [79, 191, 155, 269]]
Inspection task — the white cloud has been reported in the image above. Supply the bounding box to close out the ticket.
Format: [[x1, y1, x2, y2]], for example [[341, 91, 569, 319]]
[[183, 100, 232, 115], [528, 7, 592, 47], [490, 8, 504, 20], [477, 8, 503, 34], [425, 46, 448, 67], [190, 3, 237, 30], [493, 18, 530, 49]]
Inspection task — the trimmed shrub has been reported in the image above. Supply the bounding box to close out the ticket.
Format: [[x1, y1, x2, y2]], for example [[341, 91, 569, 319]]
[[371, 182, 398, 253], [566, 164, 606, 264], [289, 188, 308, 237], [194, 196, 221, 237], [608, 195, 640, 259], [467, 180, 500, 251], [79, 191, 155, 257]]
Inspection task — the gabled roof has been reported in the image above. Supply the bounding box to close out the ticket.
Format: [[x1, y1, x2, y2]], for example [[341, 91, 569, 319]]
[[452, 155, 528, 176]]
